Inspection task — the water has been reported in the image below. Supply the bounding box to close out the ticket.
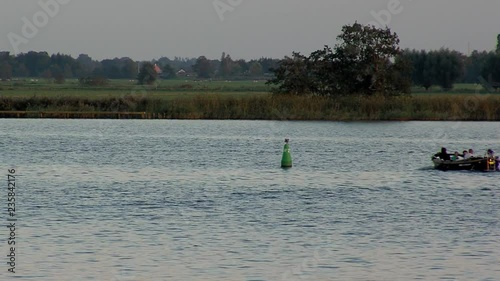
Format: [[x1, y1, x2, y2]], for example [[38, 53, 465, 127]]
[[0, 120, 499, 280]]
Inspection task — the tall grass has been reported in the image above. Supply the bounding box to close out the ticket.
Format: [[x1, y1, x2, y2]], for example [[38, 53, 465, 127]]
[[1, 94, 500, 120]]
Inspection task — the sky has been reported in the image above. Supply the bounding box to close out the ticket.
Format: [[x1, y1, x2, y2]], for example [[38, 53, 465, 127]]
[[1, 0, 499, 61]]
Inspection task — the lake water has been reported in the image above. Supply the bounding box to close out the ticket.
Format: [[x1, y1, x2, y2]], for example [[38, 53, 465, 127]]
[[0, 120, 499, 281]]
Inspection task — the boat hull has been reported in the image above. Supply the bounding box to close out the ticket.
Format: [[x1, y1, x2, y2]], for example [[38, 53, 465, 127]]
[[432, 157, 498, 172]]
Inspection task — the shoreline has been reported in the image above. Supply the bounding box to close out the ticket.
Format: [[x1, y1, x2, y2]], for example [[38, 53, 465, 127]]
[[1, 111, 499, 121], [1, 94, 500, 121]]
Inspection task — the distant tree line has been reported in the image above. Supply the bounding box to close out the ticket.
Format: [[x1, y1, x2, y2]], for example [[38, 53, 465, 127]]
[[0, 32, 498, 90], [191, 55, 279, 79], [401, 48, 464, 90], [402, 48, 500, 90], [0, 51, 280, 84]]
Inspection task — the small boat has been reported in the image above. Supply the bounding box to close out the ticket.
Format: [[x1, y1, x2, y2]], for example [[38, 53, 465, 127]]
[[432, 156, 498, 171]]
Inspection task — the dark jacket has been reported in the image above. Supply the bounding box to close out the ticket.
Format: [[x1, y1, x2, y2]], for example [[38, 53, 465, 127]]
[[435, 152, 451, 161]]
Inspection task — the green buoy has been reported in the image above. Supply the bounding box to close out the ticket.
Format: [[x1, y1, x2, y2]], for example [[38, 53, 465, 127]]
[[281, 138, 293, 168]]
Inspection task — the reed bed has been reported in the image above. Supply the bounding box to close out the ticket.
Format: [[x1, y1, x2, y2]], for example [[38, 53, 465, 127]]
[[1, 94, 500, 120]]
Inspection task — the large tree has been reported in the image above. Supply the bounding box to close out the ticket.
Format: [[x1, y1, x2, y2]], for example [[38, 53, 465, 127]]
[[161, 64, 176, 79], [0, 62, 13, 80], [266, 52, 316, 95], [121, 58, 139, 79], [268, 23, 410, 96], [258, 57, 280, 74], [308, 46, 338, 95], [76, 54, 97, 77], [249, 61, 263, 77], [219, 52, 233, 77], [402, 49, 435, 90], [17, 51, 51, 77], [431, 49, 464, 90], [333, 23, 409, 95], [137, 62, 158, 85], [192, 56, 214, 79], [463, 50, 490, 84]]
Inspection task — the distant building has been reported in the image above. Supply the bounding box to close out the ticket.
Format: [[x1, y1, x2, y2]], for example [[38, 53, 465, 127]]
[[176, 69, 187, 77]]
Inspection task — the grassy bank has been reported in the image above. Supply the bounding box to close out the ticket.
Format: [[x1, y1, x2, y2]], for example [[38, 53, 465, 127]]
[[1, 94, 500, 121], [0, 79, 272, 98], [0, 79, 495, 98], [1, 80, 499, 120]]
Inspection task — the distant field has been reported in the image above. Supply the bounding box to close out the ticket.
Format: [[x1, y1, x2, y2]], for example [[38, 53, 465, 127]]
[[0, 78, 272, 99], [1, 79, 496, 99], [0, 89, 269, 100]]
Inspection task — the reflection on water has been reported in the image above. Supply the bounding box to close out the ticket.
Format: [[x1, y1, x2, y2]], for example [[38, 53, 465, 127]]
[[0, 120, 499, 280]]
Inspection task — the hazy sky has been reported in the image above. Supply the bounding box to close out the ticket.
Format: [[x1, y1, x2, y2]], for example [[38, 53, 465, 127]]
[[1, 0, 499, 61]]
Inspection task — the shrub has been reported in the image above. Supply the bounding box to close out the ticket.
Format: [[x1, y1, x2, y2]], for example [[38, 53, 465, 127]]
[[79, 76, 109, 86]]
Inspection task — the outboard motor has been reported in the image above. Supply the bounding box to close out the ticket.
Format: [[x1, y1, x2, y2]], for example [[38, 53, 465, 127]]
[[486, 157, 496, 171]]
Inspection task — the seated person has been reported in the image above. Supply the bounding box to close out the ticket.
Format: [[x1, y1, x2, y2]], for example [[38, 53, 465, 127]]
[[468, 149, 475, 158], [434, 147, 451, 161], [451, 151, 460, 161], [463, 150, 470, 159], [486, 149, 495, 158]]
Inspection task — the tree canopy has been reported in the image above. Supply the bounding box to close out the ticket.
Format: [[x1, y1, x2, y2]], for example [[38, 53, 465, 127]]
[[497, 34, 500, 54], [268, 23, 411, 96], [192, 56, 214, 79], [481, 52, 500, 89], [403, 49, 464, 90], [137, 62, 158, 85]]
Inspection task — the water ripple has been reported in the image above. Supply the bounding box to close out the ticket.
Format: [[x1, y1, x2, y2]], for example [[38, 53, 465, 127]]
[[0, 120, 499, 280]]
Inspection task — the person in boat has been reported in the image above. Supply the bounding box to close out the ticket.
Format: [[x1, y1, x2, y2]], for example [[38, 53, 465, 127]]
[[485, 149, 499, 171], [468, 149, 475, 158], [435, 147, 451, 161], [496, 153, 500, 171], [486, 149, 495, 158], [463, 150, 470, 159], [451, 151, 460, 161]]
